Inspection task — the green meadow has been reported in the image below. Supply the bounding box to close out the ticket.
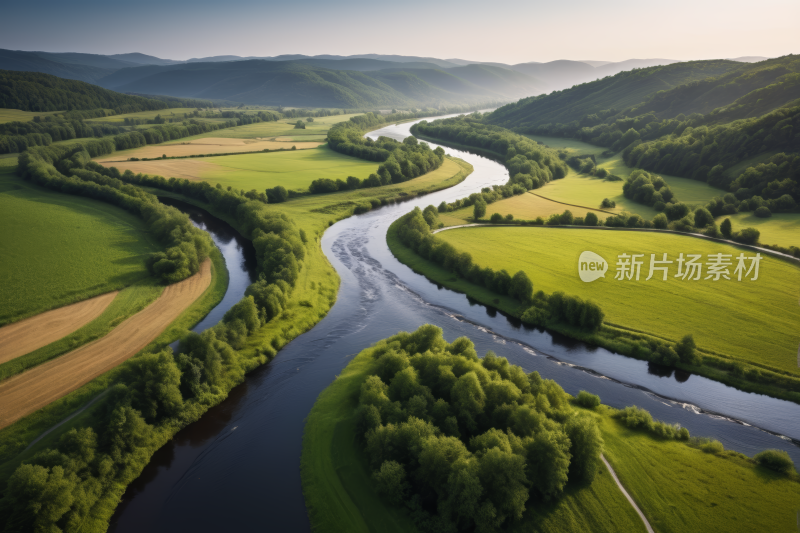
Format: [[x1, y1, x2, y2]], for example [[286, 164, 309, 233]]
[[527, 135, 722, 211], [442, 190, 613, 225], [721, 212, 800, 248], [436, 226, 800, 374], [593, 407, 800, 533], [0, 169, 161, 325], [0, 109, 62, 123], [302, 342, 645, 533], [194, 145, 381, 191], [178, 113, 363, 142]]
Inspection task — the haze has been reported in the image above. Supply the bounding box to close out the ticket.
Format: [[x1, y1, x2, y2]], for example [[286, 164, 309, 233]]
[[2, 0, 797, 63]]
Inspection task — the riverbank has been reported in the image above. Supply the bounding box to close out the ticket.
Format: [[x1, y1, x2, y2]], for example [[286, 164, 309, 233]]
[[386, 218, 800, 405]]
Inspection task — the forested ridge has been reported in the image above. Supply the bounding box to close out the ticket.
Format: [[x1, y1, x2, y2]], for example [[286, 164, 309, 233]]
[[0, 70, 206, 112], [483, 56, 800, 204]]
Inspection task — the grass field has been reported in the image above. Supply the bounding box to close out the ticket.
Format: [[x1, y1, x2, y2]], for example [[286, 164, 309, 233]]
[[84, 107, 204, 124], [104, 145, 381, 191], [0, 109, 63, 123], [721, 212, 800, 248], [593, 406, 800, 533], [436, 226, 800, 374], [302, 342, 645, 533], [0, 169, 161, 326], [175, 113, 363, 142], [442, 190, 614, 225], [527, 135, 723, 211], [96, 137, 323, 162]]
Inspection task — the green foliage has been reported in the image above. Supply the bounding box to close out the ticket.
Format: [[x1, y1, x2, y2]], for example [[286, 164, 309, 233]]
[[357, 325, 603, 532], [576, 391, 601, 409], [612, 406, 689, 441], [753, 449, 795, 475]]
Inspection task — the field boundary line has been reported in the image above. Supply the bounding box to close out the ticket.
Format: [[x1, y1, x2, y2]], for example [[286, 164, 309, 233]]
[[601, 454, 655, 533], [527, 191, 617, 215]]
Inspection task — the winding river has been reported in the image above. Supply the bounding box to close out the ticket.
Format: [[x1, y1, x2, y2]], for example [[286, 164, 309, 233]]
[[109, 117, 800, 533]]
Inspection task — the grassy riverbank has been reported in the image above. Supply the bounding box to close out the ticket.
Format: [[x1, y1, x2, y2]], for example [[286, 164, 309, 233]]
[[386, 219, 800, 404]]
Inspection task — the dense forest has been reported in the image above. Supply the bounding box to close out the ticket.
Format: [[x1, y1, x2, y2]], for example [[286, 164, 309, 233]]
[[356, 324, 606, 532], [0, 70, 199, 112], [483, 56, 800, 203]]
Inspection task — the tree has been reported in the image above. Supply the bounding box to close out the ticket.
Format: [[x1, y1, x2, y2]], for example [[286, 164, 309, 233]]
[[294, 120, 305, 129], [565, 415, 603, 482], [490, 212, 503, 223], [122, 349, 183, 421], [653, 213, 668, 229], [693, 207, 714, 227], [473, 200, 487, 220], [373, 461, 409, 504], [584, 212, 599, 226], [754, 206, 772, 218], [525, 430, 571, 499], [675, 334, 699, 365], [267, 185, 288, 203], [508, 271, 533, 302], [720, 217, 732, 238], [346, 176, 360, 190]]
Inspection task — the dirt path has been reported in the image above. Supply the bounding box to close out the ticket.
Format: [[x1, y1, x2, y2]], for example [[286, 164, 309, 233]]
[[601, 454, 655, 533], [0, 292, 118, 364], [0, 259, 212, 430]]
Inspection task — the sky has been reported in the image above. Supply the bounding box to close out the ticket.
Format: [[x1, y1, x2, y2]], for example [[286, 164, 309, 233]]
[[2, 0, 798, 63]]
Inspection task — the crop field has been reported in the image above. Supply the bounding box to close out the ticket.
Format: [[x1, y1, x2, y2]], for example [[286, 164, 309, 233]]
[[302, 342, 644, 533], [537, 170, 658, 218], [720, 212, 800, 248], [84, 107, 216, 124], [176, 113, 363, 142], [442, 190, 613, 225], [436, 226, 800, 373], [0, 109, 62, 123], [0, 292, 117, 364], [527, 135, 722, 209], [0, 169, 161, 326], [106, 145, 380, 191], [594, 407, 800, 533], [0, 259, 212, 430], [96, 137, 324, 162]]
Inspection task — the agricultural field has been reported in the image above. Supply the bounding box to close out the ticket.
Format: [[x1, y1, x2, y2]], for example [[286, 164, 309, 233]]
[[0, 169, 161, 326], [302, 341, 645, 533], [0, 109, 62, 123], [436, 226, 800, 374], [0, 259, 212, 430], [175, 113, 363, 142], [527, 135, 722, 210], [96, 137, 324, 161], [721, 212, 800, 249], [84, 107, 206, 124], [593, 407, 800, 533], [103, 144, 381, 191], [441, 190, 613, 226]]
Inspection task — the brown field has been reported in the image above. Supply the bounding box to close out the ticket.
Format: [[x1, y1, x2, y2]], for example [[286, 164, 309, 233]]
[[98, 158, 219, 181], [0, 259, 212, 429], [0, 292, 118, 364], [96, 137, 323, 162]]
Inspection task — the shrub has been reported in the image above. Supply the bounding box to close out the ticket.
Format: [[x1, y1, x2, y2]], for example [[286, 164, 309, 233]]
[[753, 449, 795, 474], [576, 391, 600, 409], [490, 212, 504, 223], [601, 198, 615, 208], [754, 206, 772, 218]]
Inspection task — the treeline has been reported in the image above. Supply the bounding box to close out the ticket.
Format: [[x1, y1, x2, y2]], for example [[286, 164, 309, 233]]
[[0, 112, 274, 154], [0, 69, 176, 112], [396, 207, 605, 332], [411, 115, 568, 189], [1, 143, 313, 532], [17, 143, 213, 283], [358, 324, 604, 532]]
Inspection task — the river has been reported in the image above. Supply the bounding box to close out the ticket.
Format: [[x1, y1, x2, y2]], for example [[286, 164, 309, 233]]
[[109, 117, 800, 533]]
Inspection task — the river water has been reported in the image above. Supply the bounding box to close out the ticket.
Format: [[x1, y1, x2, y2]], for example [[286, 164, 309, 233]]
[[109, 117, 800, 533]]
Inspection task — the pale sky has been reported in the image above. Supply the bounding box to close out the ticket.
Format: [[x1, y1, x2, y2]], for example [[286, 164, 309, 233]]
[[2, 0, 798, 63]]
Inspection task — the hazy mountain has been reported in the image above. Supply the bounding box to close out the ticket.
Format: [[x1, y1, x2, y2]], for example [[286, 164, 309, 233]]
[[95, 59, 532, 107], [108, 53, 182, 66], [487, 59, 743, 128], [0, 49, 113, 83], [579, 60, 612, 67], [728, 56, 772, 63], [509, 58, 681, 91], [31, 51, 139, 70]]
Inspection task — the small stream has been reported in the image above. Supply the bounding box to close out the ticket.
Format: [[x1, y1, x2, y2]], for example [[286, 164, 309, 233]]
[[109, 117, 800, 533]]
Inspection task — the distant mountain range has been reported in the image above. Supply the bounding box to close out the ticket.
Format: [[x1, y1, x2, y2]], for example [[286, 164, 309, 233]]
[[0, 49, 778, 108]]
